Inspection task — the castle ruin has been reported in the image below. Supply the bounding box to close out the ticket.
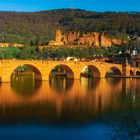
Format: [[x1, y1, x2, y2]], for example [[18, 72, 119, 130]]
[[48, 29, 125, 47]]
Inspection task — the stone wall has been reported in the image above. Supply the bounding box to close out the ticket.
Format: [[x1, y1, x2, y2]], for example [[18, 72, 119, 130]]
[[78, 33, 95, 46], [67, 32, 78, 43], [0, 43, 24, 47], [101, 35, 112, 47], [0, 60, 138, 82], [48, 29, 126, 47]]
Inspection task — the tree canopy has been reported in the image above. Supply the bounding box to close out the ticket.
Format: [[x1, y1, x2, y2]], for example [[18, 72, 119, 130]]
[[0, 9, 140, 45]]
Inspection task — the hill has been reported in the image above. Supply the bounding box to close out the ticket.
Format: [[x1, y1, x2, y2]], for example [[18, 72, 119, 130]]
[[0, 9, 140, 45]]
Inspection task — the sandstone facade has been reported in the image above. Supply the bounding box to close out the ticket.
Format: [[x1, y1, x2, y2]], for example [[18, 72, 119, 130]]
[[67, 32, 78, 43], [0, 59, 138, 82], [78, 33, 95, 46], [101, 35, 112, 47], [49, 29, 125, 47]]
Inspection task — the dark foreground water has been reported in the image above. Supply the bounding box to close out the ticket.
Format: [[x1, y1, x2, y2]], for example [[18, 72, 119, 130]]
[[0, 75, 140, 140]]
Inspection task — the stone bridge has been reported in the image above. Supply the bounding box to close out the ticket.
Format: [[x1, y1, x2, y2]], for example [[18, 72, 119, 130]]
[[0, 59, 140, 82]]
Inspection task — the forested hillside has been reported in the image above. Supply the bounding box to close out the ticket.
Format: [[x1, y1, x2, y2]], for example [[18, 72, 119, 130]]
[[0, 9, 140, 45]]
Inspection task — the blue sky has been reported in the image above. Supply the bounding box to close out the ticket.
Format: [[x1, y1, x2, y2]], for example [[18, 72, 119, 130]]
[[0, 0, 139, 12]]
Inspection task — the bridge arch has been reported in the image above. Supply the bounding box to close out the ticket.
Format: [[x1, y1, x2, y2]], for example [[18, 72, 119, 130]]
[[49, 64, 74, 79], [80, 65, 100, 78], [105, 66, 122, 78], [130, 70, 134, 76], [136, 71, 140, 76], [10, 64, 42, 81]]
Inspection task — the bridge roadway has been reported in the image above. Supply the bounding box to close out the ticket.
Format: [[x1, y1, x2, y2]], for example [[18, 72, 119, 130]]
[[0, 59, 140, 82]]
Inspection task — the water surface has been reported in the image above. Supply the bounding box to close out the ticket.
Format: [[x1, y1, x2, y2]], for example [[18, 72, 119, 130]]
[[0, 75, 140, 140]]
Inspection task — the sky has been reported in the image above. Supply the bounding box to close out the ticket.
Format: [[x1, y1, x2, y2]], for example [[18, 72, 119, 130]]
[[0, 0, 140, 12]]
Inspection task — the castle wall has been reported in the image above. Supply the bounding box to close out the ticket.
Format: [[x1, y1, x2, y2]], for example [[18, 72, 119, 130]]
[[78, 36, 95, 46], [48, 29, 126, 47], [0, 43, 24, 47], [67, 32, 77, 44], [101, 35, 112, 47]]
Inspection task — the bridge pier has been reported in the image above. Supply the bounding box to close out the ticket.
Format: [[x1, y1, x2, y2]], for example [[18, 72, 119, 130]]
[[1, 75, 11, 82], [42, 73, 50, 81], [134, 71, 137, 76], [73, 71, 80, 80], [122, 65, 130, 77]]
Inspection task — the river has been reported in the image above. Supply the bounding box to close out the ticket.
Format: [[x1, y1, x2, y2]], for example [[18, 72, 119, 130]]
[[0, 74, 140, 140]]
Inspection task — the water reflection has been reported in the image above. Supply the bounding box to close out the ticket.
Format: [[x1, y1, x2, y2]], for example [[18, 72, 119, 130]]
[[80, 76, 100, 92], [105, 77, 121, 85], [49, 76, 74, 93], [11, 73, 42, 98], [0, 75, 140, 125], [105, 80, 140, 140]]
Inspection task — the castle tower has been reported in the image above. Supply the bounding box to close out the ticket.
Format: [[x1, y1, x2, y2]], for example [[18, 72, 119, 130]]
[[55, 29, 63, 42], [94, 32, 100, 47]]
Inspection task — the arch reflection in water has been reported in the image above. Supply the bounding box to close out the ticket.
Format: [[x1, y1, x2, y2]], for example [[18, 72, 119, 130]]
[[80, 76, 100, 92], [11, 72, 42, 98], [1, 78, 140, 124], [49, 76, 74, 93], [105, 77, 121, 85]]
